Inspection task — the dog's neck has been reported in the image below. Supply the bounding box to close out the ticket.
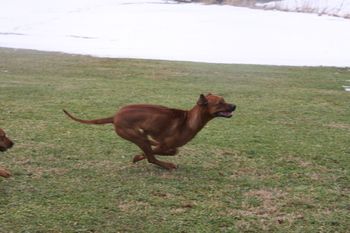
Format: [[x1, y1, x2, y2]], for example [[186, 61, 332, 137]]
[[186, 105, 212, 134]]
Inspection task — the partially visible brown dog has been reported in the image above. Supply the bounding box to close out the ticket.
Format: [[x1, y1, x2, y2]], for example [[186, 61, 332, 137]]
[[64, 94, 236, 170], [0, 128, 14, 178]]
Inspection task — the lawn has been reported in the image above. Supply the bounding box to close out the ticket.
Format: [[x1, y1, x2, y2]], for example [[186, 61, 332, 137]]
[[0, 48, 349, 232]]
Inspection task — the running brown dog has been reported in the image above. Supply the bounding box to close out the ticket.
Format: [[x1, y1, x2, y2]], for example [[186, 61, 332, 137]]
[[0, 128, 14, 178], [63, 94, 236, 170]]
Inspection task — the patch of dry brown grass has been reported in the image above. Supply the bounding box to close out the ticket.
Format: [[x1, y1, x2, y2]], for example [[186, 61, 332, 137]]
[[118, 200, 150, 212], [325, 123, 350, 130]]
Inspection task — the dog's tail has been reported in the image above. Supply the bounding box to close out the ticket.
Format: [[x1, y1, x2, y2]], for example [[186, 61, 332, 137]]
[[63, 109, 114, 125]]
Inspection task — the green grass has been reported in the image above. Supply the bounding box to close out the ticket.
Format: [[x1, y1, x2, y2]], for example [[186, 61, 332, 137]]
[[0, 48, 349, 232]]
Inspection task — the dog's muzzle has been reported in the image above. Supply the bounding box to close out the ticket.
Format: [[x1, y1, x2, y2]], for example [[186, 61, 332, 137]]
[[215, 104, 236, 118], [0, 140, 14, 152]]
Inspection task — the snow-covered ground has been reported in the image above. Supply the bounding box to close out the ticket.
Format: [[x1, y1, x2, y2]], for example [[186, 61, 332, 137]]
[[0, 0, 349, 67], [257, 0, 350, 18]]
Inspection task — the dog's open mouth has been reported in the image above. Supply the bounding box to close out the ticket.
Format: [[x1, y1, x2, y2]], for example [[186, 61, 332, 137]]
[[215, 111, 233, 118]]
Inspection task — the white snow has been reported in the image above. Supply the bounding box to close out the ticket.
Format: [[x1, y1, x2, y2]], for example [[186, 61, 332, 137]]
[[0, 0, 350, 67], [257, 0, 350, 18], [343, 86, 350, 91]]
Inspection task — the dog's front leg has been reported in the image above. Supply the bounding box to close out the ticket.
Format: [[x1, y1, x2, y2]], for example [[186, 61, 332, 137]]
[[116, 127, 177, 170], [146, 153, 177, 170], [136, 141, 177, 170], [132, 147, 178, 163]]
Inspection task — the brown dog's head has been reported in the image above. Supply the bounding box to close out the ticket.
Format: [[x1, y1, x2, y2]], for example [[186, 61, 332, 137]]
[[197, 93, 236, 118], [0, 128, 14, 152]]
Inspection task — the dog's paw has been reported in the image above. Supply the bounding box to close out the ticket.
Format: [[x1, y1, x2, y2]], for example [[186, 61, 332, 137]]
[[0, 169, 11, 178], [165, 162, 178, 170], [133, 154, 145, 163]]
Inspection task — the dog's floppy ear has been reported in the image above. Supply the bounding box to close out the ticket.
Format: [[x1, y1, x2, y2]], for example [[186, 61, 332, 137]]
[[197, 94, 208, 106]]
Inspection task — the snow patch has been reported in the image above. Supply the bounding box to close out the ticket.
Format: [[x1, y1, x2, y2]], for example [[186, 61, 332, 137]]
[[257, 0, 350, 18], [0, 0, 349, 67]]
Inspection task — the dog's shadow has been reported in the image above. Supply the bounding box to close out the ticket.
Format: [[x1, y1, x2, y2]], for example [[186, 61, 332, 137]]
[[124, 161, 225, 182]]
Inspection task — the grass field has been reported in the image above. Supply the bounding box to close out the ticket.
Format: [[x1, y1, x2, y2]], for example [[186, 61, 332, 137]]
[[0, 48, 349, 232]]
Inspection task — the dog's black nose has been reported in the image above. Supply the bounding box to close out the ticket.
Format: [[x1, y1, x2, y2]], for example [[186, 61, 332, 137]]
[[9, 141, 14, 148], [230, 104, 236, 112]]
